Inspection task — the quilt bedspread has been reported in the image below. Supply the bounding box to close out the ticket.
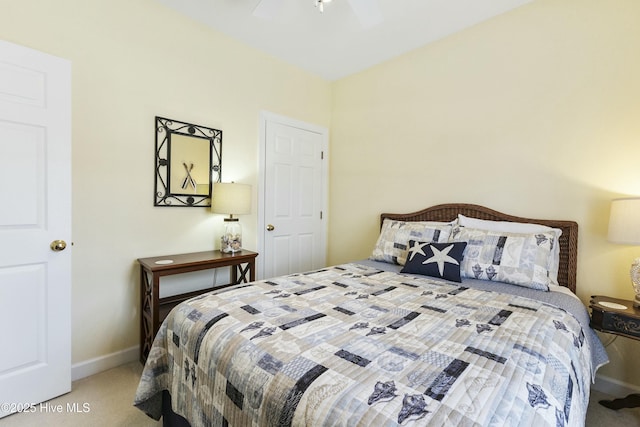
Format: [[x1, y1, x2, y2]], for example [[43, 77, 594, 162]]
[[134, 263, 597, 426]]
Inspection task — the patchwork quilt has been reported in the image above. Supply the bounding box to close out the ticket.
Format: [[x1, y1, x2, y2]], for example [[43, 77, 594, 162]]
[[134, 263, 600, 426]]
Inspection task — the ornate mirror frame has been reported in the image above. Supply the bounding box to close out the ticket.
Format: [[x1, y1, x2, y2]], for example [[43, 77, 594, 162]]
[[154, 116, 222, 207]]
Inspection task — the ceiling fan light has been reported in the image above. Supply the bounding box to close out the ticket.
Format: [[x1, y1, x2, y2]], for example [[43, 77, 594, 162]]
[[315, 0, 332, 13]]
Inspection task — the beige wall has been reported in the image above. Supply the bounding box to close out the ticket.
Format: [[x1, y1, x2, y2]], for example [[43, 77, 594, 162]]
[[0, 0, 331, 363], [330, 0, 640, 389]]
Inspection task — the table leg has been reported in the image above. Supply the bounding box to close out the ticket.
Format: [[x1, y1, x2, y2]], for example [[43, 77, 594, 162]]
[[231, 261, 255, 284]]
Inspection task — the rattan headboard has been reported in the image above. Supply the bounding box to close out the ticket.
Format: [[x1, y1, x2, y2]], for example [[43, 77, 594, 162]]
[[380, 203, 579, 293]]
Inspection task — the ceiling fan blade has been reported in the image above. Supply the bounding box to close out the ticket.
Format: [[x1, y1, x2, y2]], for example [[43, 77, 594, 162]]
[[252, 0, 285, 20], [347, 0, 383, 28]]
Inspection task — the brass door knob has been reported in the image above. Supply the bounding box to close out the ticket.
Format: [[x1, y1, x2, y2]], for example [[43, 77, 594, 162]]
[[50, 240, 67, 251], [266, 224, 275, 231]]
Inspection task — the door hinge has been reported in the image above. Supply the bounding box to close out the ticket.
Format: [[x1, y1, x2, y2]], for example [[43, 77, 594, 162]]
[[321, 151, 324, 160], [320, 211, 323, 219]]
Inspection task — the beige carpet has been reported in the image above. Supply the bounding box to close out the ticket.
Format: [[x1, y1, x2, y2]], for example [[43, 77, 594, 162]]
[[0, 361, 638, 426], [0, 362, 159, 427]]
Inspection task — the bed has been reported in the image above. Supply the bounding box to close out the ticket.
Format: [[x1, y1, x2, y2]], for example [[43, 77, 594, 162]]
[[134, 203, 608, 426]]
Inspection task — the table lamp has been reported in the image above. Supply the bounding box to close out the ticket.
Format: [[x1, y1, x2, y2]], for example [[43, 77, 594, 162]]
[[607, 197, 640, 307], [211, 182, 251, 253]]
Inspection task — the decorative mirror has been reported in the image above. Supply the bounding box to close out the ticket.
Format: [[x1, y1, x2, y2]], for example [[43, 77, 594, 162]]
[[154, 116, 222, 207]]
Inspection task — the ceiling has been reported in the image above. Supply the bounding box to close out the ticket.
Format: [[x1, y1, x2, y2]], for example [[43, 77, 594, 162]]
[[157, 0, 533, 81]]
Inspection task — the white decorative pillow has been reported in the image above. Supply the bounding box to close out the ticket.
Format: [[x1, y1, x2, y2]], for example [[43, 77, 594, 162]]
[[370, 219, 452, 266], [457, 215, 562, 286], [449, 225, 555, 291]]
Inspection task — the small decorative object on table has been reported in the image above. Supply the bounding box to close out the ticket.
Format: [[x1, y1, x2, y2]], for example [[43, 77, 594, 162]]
[[607, 197, 640, 307], [211, 182, 251, 253]]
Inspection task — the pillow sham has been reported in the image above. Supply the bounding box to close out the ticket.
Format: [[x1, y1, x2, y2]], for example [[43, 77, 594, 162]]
[[370, 219, 452, 265], [457, 214, 562, 286], [400, 241, 467, 282], [449, 225, 555, 291]]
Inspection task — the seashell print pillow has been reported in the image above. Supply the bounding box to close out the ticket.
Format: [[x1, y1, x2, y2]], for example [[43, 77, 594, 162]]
[[449, 225, 555, 291]]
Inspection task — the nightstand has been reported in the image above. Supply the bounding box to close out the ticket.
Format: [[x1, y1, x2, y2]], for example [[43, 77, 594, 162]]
[[589, 295, 640, 410], [137, 250, 258, 363], [590, 295, 640, 340]]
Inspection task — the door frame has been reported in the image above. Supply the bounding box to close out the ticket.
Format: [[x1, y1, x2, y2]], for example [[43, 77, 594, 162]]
[[257, 111, 329, 280]]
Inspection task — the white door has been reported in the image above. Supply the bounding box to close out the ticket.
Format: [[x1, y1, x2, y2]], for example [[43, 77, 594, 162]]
[[0, 40, 71, 417], [259, 112, 327, 279]]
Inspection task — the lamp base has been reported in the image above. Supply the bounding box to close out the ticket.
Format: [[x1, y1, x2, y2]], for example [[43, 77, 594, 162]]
[[220, 218, 242, 253], [632, 259, 640, 308], [221, 238, 242, 253]]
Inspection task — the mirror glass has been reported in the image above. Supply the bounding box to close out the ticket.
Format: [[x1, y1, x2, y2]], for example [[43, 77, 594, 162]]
[[168, 134, 211, 196], [155, 117, 222, 207]]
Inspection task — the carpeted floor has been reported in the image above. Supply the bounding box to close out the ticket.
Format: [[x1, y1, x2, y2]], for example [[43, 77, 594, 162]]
[[0, 362, 158, 427], [0, 361, 638, 426], [586, 389, 640, 426]]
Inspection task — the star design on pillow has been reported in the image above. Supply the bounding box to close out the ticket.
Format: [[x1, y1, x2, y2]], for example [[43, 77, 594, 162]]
[[407, 241, 429, 261], [423, 244, 460, 276]]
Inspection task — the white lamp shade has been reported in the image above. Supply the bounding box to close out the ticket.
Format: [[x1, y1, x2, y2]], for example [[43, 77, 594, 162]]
[[211, 183, 251, 215], [607, 198, 640, 245]]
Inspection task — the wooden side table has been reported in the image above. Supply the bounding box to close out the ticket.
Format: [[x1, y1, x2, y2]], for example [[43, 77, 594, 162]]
[[137, 250, 258, 363], [589, 295, 640, 410], [590, 295, 640, 340]]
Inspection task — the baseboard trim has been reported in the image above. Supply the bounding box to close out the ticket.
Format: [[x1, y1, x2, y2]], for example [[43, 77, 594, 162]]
[[593, 373, 640, 396], [71, 346, 139, 381]]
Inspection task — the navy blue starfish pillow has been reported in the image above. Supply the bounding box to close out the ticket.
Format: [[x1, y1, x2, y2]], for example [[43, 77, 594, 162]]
[[400, 240, 467, 282]]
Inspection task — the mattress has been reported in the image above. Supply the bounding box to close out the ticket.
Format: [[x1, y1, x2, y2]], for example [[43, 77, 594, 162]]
[[134, 260, 607, 426]]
